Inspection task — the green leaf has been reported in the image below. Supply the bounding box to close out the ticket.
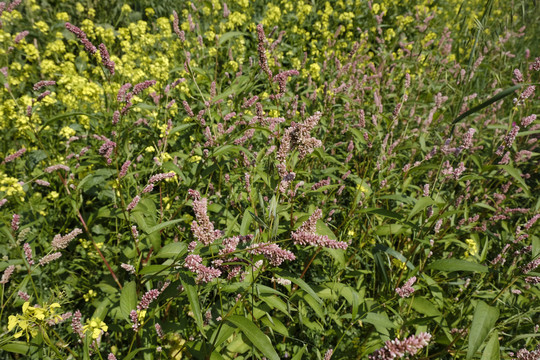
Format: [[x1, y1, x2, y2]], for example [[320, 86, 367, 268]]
[[408, 297, 442, 318], [226, 315, 280, 360], [278, 272, 323, 304], [261, 315, 289, 336], [499, 165, 530, 196], [408, 197, 436, 220], [480, 331, 500, 360], [316, 220, 337, 240], [260, 295, 291, 319], [467, 301, 499, 359], [362, 312, 398, 329], [182, 277, 205, 336], [155, 242, 187, 259], [291, 346, 306, 360], [240, 207, 253, 235], [119, 281, 136, 319], [139, 264, 170, 275], [218, 31, 246, 45], [124, 347, 150, 360], [0, 341, 29, 355], [145, 219, 185, 235], [169, 123, 195, 135], [373, 243, 415, 270], [210, 322, 236, 350], [451, 84, 523, 125], [427, 259, 488, 273]]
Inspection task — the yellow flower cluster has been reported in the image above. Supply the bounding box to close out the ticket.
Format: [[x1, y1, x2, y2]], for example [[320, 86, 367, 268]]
[[83, 317, 108, 339], [8, 302, 62, 340], [0, 173, 25, 201]]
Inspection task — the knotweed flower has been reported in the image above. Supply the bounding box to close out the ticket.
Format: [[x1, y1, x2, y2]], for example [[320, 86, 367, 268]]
[[51, 228, 83, 250], [395, 276, 416, 298], [129, 310, 139, 332], [127, 195, 140, 211], [108, 354, 117, 360], [184, 254, 222, 283], [247, 243, 296, 266], [118, 160, 131, 179], [256, 24, 272, 78], [65, 22, 97, 54], [121, 263, 136, 274], [0, 265, 15, 284], [23, 243, 34, 265], [98, 43, 115, 75], [292, 209, 348, 249], [148, 172, 175, 184], [14, 30, 29, 44], [190, 190, 221, 246], [137, 289, 160, 310], [72, 310, 84, 338], [11, 214, 19, 231], [369, 332, 432, 359], [18, 291, 30, 301], [33, 80, 55, 91], [35, 179, 50, 187], [155, 323, 164, 338], [182, 100, 194, 117], [44, 164, 70, 173], [133, 80, 156, 95], [39, 252, 62, 266]]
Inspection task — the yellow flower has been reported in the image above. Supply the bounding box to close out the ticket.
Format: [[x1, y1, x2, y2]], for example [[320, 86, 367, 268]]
[[83, 317, 108, 339], [145, 7, 155, 17], [188, 155, 202, 163], [60, 126, 76, 139], [55, 12, 70, 21], [8, 302, 62, 340], [356, 183, 369, 193], [121, 4, 132, 13], [465, 239, 478, 257]]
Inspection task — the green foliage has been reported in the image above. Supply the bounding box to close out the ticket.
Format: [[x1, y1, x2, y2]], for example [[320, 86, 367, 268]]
[[0, 0, 539, 359]]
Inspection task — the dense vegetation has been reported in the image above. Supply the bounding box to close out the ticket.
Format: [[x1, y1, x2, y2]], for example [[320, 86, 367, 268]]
[[0, 0, 539, 359]]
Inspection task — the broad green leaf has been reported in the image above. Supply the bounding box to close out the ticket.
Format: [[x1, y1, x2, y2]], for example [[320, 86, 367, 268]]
[[408, 297, 442, 318], [120, 281, 137, 319], [373, 243, 415, 270], [226, 315, 280, 360], [169, 123, 195, 135], [155, 242, 187, 259], [145, 219, 185, 235], [260, 295, 291, 319], [210, 322, 236, 349], [291, 346, 306, 360], [499, 165, 530, 195], [139, 264, 170, 275], [362, 312, 397, 329], [0, 341, 29, 355], [408, 197, 436, 220], [467, 301, 499, 359], [278, 272, 323, 304], [302, 292, 325, 321], [124, 347, 150, 360], [375, 224, 406, 235], [182, 277, 205, 336], [240, 207, 253, 236], [316, 220, 337, 240], [261, 315, 289, 336], [480, 331, 500, 360], [451, 84, 523, 125], [427, 259, 488, 273], [218, 31, 246, 45]]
